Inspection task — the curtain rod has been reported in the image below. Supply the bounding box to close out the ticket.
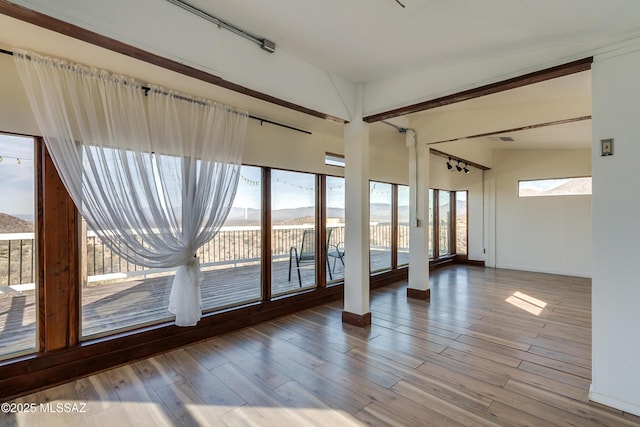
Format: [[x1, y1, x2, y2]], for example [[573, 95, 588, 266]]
[[0, 48, 311, 135]]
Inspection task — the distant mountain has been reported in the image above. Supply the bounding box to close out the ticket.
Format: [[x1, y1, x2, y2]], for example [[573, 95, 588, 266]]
[[224, 207, 261, 225], [271, 207, 316, 225], [0, 213, 34, 233], [370, 203, 393, 223], [14, 214, 35, 223], [223, 204, 396, 226], [520, 179, 591, 197], [549, 179, 592, 196]]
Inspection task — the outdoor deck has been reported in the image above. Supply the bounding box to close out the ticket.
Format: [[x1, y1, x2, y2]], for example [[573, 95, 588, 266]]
[[0, 250, 402, 357]]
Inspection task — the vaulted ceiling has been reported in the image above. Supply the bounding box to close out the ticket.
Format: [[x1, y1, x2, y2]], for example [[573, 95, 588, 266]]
[[3, 0, 640, 150], [187, 0, 640, 83]]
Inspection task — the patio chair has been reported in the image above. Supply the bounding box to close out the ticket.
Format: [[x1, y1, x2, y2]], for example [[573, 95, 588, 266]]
[[289, 228, 315, 287], [326, 227, 345, 280]]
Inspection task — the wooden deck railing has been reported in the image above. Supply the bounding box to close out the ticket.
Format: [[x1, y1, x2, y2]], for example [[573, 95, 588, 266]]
[[0, 233, 36, 287], [1, 224, 411, 287]]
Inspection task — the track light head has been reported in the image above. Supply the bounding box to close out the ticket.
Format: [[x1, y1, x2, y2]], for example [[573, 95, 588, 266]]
[[463, 164, 470, 174], [456, 162, 462, 172], [446, 157, 452, 170]]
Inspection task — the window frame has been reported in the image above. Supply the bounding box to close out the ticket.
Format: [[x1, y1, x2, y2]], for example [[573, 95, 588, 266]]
[[429, 188, 468, 262], [518, 176, 592, 198], [0, 133, 39, 360]]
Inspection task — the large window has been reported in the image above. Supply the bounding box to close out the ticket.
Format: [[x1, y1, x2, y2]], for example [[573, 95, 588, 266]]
[[428, 189, 434, 259], [370, 181, 392, 272], [0, 134, 37, 358], [519, 177, 592, 197], [271, 170, 317, 296], [326, 176, 345, 283], [397, 185, 410, 266], [429, 188, 468, 261], [81, 165, 264, 338], [438, 190, 451, 257], [2, 137, 414, 367], [456, 191, 468, 255], [200, 165, 262, 310]]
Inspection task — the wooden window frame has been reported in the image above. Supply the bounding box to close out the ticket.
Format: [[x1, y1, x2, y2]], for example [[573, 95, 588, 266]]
[[429, 188, 469, 267]]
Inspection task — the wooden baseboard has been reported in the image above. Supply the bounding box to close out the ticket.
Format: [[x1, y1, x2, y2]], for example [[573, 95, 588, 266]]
[[407, 288, 431, 300], [428, 256, 485, 272], [429, 255, 455, 270], [341, 311, 372, 327], [370, 267, 408, 290]]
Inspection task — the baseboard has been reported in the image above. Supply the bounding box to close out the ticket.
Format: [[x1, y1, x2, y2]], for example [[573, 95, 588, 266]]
[[407, 288, 430, 300], [342, 311, 372, 327], [589, 384, 640, 417]]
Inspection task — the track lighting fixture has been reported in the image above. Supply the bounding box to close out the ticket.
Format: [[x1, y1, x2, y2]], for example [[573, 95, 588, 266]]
[[444, 155, 473, 174]]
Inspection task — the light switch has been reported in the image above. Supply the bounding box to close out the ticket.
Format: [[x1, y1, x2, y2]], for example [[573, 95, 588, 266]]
[[601, 138, 614, 156]]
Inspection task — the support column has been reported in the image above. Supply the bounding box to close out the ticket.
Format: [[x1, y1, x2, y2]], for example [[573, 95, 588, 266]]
[[407, 132, 431, 300], [342, 85, 371, 327]]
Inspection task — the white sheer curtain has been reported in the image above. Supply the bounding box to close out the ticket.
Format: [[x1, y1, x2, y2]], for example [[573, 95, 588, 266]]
[[14, 50, 248, 326]]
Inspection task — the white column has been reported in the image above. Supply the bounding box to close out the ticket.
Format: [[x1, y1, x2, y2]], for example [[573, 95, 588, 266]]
[[407, 133, 431, 299], [589, 46, 640, 416], [342, 85, 371, 326]]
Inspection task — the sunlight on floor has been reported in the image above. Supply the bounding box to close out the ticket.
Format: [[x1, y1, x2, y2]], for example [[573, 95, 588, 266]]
[[505, 291, 547, 316], [11, 400, 172, 426], [9, 398, 364, 426], [203, 404, 364, 426]]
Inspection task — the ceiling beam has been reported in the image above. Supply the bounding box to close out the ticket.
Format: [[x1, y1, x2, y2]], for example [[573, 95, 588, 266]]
[[427, 115, 592, 146], [363, 57, 593, 123], [429, 148, 490, 171]]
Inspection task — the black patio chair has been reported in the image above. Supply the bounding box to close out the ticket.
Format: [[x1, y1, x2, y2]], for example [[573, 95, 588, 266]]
[[326, 227, 345, 280], [288, 228, 315, 287]]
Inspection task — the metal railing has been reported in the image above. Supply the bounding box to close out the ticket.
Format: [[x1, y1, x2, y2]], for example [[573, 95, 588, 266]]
[[0, 233, 35, 287], [0, 223, 412, 286]]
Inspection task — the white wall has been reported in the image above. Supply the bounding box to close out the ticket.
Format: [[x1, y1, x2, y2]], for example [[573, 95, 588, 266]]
[[0, 54, 38, 135], [492, 149, 592, 277], [590, 47, 640, 416]]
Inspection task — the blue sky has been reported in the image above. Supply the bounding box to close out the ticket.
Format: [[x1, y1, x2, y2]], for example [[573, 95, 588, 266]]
[[0, 134, 35, 218], [0, 134, 408, 217], [234, 168, 405, 211], [520, 178, 571, 192]]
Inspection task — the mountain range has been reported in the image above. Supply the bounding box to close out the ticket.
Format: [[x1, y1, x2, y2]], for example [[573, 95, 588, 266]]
[[0, 213, 34, 233]]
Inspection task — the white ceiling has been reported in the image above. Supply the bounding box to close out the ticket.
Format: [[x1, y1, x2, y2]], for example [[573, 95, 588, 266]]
[[409, 69, 593, 150], [444, 119, 593, 153], [189, 0, 640, 83]]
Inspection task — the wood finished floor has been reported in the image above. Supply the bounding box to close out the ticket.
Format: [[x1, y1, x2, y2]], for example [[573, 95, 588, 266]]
[[2, 266, 640, 427]]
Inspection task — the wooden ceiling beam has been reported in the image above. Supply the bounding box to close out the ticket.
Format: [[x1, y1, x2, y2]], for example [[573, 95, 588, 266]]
[[364, 57, 593, 123]]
